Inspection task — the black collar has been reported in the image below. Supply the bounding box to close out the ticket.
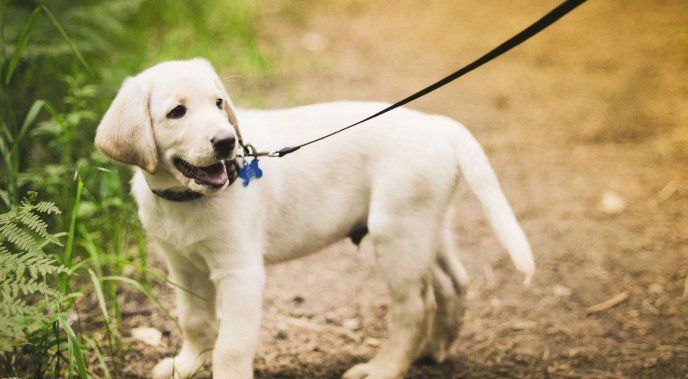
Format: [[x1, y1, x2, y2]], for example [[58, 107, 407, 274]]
[[151, 159, 240, 202], [151, 188, 205, 202]]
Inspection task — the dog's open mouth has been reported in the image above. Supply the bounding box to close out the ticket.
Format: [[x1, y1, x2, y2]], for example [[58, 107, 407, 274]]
[[173, 158, 228, 188]]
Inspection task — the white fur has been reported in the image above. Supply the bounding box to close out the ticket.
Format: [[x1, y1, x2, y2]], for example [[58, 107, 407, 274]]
[[96, 59, 534, 379]]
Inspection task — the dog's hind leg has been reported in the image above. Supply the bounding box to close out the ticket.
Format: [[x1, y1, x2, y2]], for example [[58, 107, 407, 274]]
[[343, 205, 443, 379], [416, 215, 468, 363]]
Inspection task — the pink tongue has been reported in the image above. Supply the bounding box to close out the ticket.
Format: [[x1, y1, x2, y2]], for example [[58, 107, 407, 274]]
[[195, 163, 228, 187]]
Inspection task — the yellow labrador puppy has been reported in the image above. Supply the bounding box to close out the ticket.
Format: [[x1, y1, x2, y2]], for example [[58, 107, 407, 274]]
[[96, 59, 534, 379]]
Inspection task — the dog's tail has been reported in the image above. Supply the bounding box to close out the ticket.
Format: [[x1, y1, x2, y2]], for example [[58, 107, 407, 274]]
[[453, 124, 535, 286]]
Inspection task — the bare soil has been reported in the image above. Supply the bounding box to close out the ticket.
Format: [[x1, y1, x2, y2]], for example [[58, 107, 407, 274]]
[[118, 1, 688, 377]]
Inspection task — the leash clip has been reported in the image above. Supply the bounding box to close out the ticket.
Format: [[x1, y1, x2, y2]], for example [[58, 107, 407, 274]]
[[241, 143, 259, 158], [239, 143, 281, 158]]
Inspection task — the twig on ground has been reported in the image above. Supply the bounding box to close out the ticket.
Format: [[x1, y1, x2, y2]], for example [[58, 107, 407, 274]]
[[656, 179, 679, 203], [641, 299, 661, 316], [584, 292, 629, 315]]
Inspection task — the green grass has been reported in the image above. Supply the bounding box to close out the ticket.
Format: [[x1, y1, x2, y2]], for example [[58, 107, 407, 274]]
[[0, 0, 269, 377], [134, 0, 268, 74]]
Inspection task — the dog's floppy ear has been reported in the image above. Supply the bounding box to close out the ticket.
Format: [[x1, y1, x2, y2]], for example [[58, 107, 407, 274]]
[[224, 96, 239, 128], [219, 82, 243, 144], [95, 77, 158, 173]]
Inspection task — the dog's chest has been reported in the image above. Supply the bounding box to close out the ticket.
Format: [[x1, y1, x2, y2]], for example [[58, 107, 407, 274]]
[[140, 200, 223, 250]]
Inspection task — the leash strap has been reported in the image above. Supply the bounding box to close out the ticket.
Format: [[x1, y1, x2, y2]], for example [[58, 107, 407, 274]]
[[245, 0, 586, 158]]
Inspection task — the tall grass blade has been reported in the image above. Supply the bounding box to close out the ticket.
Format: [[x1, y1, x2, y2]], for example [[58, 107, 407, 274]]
[[60, 177, 83, 294], [102, 275, 180, 330], [39, 4, 91, 74], [87, 269, 110, 324], [0, 0, 7, 62], [84, 336, 112, 379], [58, 318, 92, 379], [12, 99, 46, 150], [4, 7, 40, 85], [110, 256, 206, 301]]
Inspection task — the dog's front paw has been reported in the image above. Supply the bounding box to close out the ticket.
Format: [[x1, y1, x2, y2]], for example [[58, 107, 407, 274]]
[[342, 362, 405, 379], [152, 357, 176, 379], [152, 354, 206, 379]]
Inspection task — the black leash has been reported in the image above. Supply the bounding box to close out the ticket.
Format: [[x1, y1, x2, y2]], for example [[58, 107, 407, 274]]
[[152, 0, 587, 201], [245, 0, 586, 159]]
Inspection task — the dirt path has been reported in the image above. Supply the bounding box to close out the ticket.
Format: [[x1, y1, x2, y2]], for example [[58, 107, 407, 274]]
[[123, 1, 688, 377]]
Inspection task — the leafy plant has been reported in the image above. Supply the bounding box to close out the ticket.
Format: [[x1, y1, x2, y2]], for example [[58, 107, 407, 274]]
[[0, 193, 65, 350], [0, 193, 89, 378], [0, 1, 90, 208], [0, 0, 271, 377]]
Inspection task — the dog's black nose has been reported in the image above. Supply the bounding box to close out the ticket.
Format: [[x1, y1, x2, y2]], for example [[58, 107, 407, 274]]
[[211, 134, 236, 158]]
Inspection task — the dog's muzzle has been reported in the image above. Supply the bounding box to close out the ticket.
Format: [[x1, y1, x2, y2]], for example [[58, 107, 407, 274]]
[[173, 157, 229, 188], [152, 159, 240, 202]]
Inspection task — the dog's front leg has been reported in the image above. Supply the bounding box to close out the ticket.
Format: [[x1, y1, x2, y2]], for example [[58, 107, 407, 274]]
[[153, 245, 217, 379], [212, 265, 265, 379]]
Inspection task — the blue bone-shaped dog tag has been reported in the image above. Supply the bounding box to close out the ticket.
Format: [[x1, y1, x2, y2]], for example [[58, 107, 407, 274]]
[[239, 158, 263, 187]]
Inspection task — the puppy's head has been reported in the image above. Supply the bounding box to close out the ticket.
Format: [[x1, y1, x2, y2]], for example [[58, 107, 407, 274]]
[[95, 58, 240, 194]]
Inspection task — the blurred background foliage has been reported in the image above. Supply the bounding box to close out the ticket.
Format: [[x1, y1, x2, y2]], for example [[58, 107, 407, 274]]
[[2, 0, 268, 209], [0, 0, 268, 376]]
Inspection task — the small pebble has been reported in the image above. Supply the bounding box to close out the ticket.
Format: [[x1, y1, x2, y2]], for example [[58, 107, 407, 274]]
[[648, 283, 663, 295], [343, 318, 361, 330], [131, 326, 162, 347], [598, 191, 626, 215], [553, 285, 573, 297], [512, 320, 537, 330], [67, 311, 78, 325], [300, 32, 327, 52]]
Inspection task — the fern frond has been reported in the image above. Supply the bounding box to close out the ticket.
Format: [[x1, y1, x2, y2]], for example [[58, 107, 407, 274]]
[[17, 208, 51, 238], [0, 196, 66, 350], [34, 200, 61, 215], [0, 222, 40, 254]]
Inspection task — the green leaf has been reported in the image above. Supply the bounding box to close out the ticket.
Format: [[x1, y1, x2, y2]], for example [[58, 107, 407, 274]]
[[58, 317, 92, 379], [4, 7, 41, 85], [40, 4, 91, 75], [87, 269, 109, 324], [13, 100, 46, 150], [0, 189, 9, 209], [84, 336, 112, 379], [0, 123, 9, 150], [61, 176, 83, 294]]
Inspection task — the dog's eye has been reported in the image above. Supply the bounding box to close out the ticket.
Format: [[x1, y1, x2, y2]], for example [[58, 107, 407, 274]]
[[216, 98, 223, 109], [167, 105, 186, 119]]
